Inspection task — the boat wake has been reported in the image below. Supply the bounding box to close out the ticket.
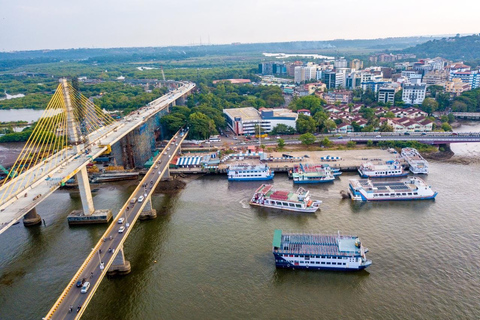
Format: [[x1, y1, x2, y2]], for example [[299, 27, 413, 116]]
[[239, 199, 250, 209]]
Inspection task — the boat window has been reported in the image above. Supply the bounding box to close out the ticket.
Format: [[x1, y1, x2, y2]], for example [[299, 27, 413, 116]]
[[296, 204, 301, 208], [282, 202, 288, 206], [402, 193, 406, 195], [289, 203, 295, 207], [316, 262, 320, 264], [326, 262, 331, 265], [414, 193, 418, 195], [408, 193, 412, 195], [332, 262, 336, 265], [321, 262, 325, 264]]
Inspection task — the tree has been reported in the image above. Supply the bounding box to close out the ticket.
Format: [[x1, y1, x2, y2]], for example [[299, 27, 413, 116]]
[[385, 111, 395, 118], [351, 121, 361, 132], [366, 140, 373, 147], [277, 138, 285, 149], [271, 124, 295, 135], [296, 114, 317, 134], [160, 113, 186, 135], [421, 98, 438, 115], [299, 133, 316, 146], [441, 122, 452, 132], [447, 113, 455, 123], [324, 119, 337, 133], [321, 137, 332, 147], [379, 123, 394, 132], [187, 112, 217, 139], [346, 141, 356, 148]]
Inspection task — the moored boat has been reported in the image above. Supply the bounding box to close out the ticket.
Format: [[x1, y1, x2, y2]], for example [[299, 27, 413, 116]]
[[292, 163, 335, 184], [249, 184, 322, 213], [227, 164, 274, 181], [401, 148, 429, 174], [348, 177, 437, 201], [358, 160, 408, 178], [272, 229, 372, 271]]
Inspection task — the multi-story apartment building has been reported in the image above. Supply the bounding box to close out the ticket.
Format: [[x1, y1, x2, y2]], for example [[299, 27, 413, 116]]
[[402, 84, 427, 105], [445, 78, 471, 96], [350, 59, 363, 70], [378, 86, 395, 104]]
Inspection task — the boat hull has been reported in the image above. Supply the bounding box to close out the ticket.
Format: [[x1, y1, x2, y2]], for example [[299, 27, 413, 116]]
[[358, 171, 409, 178], [348, 189, 438, 201], [274, 255, 371, 271], [249, 201, 319, 213], [228, 173, 274, 181], [293, 178, 335, 184]]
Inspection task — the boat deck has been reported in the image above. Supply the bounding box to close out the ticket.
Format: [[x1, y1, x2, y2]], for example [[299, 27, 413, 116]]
[[274, 231, 362, 256]]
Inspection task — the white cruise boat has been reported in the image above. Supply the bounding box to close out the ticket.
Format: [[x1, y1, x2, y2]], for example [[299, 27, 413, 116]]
[[348, 177, 437, 201], [272, 230, 372, 271], [401, 148, 429, 174], [358, 160, 408, 178], [250, 184, 322, 213], [227, 164, 274, 181]]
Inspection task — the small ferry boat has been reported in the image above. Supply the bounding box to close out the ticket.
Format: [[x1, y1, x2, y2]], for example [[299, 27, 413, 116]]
[[401, 148, 429, 174], [358, 160, 408, 178], [292, 163, 335, 184], [250, 184, 322, 213], [348, 177, 437, 201], [227, 164, 274, 181], [272, 229, 372, 271]]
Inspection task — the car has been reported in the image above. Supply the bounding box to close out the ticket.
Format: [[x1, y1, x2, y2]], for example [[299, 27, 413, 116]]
[[118, 226, 125, 233], [304, 155, 310, 158], [118, 218, 124, 224], [76, 278, 86, 288], [233, 136, 238, 140], [404, 132, 410, 135], [81, 282, 91, 294], [337, 136, 343, 139], [240, 142, 246, 145], [276, 136, 281, 139], [155, 165, 158, 169], [130, 198, 137, 204], [264, 137, 270, 140], [421, 132, 427, 135], [375, 135, 382, 138], [100, 262, 105, 270], [138, 196, 144, 203], [167, 147, 170, 151]]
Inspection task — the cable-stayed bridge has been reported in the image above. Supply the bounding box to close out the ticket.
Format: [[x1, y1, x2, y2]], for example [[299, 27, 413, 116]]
[[0, 79, 195, 234]]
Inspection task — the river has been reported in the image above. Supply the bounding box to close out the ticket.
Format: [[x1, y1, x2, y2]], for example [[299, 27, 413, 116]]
[[1, 159, 480, 319], [0, 109, 46, 123]]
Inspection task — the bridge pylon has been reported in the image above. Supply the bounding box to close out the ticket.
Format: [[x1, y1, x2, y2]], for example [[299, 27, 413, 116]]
[[107, 244, 131, 276]]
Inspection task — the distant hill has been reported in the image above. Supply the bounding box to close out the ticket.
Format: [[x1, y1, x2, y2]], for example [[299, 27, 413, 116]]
[[0, 36, 439, 70], [400, 34, 480, 61]]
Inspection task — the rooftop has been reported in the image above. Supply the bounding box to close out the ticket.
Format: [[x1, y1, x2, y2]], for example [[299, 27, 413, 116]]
[[223, 107, 261, 121]]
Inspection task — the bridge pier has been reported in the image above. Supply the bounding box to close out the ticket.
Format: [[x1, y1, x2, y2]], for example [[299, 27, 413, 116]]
[[161, 166, 172, 181], [67, 166, 112, 225], [23, 207, 42, 227], [139, 196, 157, 220], [107, 244, 131, 276], [177, 96, 186, 106]]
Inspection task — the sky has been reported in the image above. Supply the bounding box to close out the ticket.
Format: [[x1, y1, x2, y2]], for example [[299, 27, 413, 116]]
[[0, 0, 479, 52]]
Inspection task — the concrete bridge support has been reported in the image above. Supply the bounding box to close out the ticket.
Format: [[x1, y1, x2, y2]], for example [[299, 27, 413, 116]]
[[107, 244, 131, 276], [161, 166, 172, 181], [177, 96, 186, 106], [23, 207, 42, 227], [139, 196, 157, 220]]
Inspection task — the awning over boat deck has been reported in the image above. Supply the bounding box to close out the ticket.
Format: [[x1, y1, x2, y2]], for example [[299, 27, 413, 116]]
[[176, 156, 202, 166], [273, 229, 282, 248]]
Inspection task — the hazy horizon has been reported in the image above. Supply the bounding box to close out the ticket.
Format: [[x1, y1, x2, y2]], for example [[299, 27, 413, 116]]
[[1, 0, 479, 52]]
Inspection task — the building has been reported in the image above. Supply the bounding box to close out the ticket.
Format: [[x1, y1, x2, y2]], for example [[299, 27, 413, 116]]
[[223, 107, 298, 135], [401, 84, 427, 105], [294, 66, 317, 83], [449, 70, 479, 89], [445, 78, 471, 96], [423, 70, 448, 86], [259, 62, 287, 76], [294, 66, 306, 84], [378, 87, 395, 104], [324, 90, 353, 104], [334, 58, 348, 69], [350, 59, 363, 70]]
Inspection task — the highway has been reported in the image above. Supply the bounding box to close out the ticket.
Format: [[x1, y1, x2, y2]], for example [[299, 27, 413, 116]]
[[0, 82, 195, 234], [45, 129, 188, 320]]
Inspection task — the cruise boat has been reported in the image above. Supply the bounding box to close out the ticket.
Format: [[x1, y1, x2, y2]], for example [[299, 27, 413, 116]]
[[358, 160, 408, 178], [291, 163, 335, 184], [272, 229, 372, 271], [348, 177, 437, 201], [227, 164, 274, 181], [249, 184, 322, 213], [401, 148, 429, 174]]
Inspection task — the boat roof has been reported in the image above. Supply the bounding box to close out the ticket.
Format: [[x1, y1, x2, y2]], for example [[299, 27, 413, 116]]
[[273, 230, 362, 256], [254, 185, 309, 202]]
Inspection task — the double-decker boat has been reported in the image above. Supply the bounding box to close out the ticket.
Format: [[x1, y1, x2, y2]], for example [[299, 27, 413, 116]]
[[401, 148, 429, 174], [249, 184, 322, 213], [348, 177, 437, 201], [358, 160, 408, 178], [227, 164, 274, 181], [291, 163, 335, 184], [272, 229, 372, 271]]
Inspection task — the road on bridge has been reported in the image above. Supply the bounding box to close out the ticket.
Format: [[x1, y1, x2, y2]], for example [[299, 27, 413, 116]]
[[45, 129, 188, 320]]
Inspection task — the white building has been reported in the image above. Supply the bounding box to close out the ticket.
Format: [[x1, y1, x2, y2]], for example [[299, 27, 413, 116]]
[[223, 107, 298, 135], [402, 84, 426, 105]]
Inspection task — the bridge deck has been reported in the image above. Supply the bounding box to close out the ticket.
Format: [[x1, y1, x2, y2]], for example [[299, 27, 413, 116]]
[[45, 129, 188, 320]]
